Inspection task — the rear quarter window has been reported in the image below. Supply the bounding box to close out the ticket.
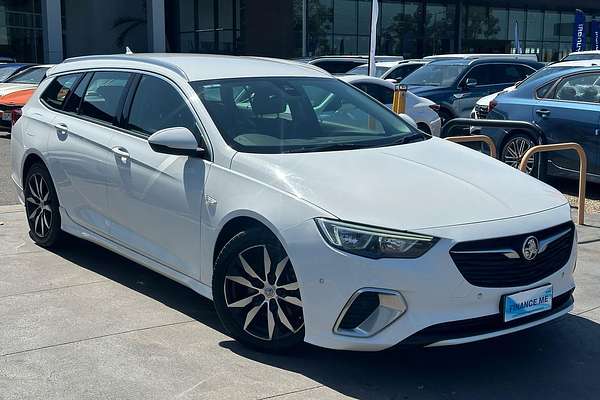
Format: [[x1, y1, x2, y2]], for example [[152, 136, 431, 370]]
[[41, 73, 82, 110]]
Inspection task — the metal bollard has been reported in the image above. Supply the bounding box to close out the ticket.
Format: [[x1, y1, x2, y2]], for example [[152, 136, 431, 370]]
[[392, 84, 407, 114]]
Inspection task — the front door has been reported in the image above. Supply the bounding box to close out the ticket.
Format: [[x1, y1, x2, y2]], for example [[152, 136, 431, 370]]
[[107, 74, 208, 279], [534, 72, 600, 174]]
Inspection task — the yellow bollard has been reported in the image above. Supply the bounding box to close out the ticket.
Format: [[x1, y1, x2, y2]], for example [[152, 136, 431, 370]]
[[392, 84, 407, 114]]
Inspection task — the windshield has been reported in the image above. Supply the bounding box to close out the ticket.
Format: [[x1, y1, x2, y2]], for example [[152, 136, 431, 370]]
[[347, 65, 390, 77], [6, 67, 48, 84], [0, 65, 22, 82], [401, 63, 466, 86], [192, 77, 423, 154]]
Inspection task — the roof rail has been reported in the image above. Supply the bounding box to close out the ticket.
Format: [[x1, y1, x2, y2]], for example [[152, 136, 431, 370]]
[[58, 54, 189, 80], [424, 54, 538, 61]]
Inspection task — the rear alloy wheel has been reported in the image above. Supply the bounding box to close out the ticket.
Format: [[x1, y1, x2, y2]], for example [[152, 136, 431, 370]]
[[213, 229, 304, 352], [501, 134, 536, 174], [24, 163, 63, 247]]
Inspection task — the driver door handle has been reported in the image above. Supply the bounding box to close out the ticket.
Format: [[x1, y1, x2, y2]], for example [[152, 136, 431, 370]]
[[54, 123, 69, 133], [535, 109, 551, 117], [111, 146, 130, 163]]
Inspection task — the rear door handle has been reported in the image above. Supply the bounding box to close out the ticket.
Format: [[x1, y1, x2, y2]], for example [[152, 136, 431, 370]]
[[111, 146, 130, 163], [54, 123, 69, 133], [535, 109, 551, 117]]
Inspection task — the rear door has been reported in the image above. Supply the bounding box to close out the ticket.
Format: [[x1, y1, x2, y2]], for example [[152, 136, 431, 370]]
[[44, 71, 131, 234], [534, 72, 600, 174], [107, 73, 208, 279]]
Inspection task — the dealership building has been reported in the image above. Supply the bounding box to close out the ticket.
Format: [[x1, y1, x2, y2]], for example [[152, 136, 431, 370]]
[[4, 0, 600, 64]]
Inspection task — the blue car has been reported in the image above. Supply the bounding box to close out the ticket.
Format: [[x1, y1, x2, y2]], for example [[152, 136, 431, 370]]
[[476, 60, 600, 182], [401, 55, 544, 129]]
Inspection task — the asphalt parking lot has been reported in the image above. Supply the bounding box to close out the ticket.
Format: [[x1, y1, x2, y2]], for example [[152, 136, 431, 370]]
[[0, 201, 599, 398]]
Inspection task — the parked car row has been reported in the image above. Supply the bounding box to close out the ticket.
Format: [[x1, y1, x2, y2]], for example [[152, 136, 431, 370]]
[[0, 64, 54, 130]]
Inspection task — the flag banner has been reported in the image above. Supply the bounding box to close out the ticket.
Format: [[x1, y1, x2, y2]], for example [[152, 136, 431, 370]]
[[368, 0, 379, 77], [572, 9, 586, 52], [592, 19, 600, 51]]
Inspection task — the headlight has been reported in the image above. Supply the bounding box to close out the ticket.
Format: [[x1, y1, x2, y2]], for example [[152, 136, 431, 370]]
[[315, 218, 438, 259]]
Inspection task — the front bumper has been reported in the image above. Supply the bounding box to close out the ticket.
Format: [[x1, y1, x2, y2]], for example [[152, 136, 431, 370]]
[[282, 204, 576, 351]]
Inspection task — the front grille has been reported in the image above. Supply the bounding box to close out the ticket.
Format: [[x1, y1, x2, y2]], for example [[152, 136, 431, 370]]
[[338, 292, 380, 330], [475, 104, 489, 119], [450, 221, 574, 288], [398, 289, 574, 346]]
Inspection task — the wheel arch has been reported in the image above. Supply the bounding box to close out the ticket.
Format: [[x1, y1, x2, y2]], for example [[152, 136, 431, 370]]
[[212, 212, 285, 267], [500, 128, 546, 153], [21, 151, 47, 187]]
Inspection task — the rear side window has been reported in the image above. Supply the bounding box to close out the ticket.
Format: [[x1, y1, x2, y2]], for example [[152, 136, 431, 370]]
[[63, 73, 92, 113], [80, 72, 131, 125], [552, 73, 600, 103], [41, 73, 82, 110], [489, 64, 535, 85], [353, 83, 394, 105], [127, 75, 199, 137]]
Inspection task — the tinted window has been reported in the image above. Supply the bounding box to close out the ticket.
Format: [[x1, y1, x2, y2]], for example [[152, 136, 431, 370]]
[[312, 60, 364, 74], [80, 72, 130, 124], [488, 64, 535, 85], [552, 73, 600, 103], [353, 83, 394, 105], [127, 75, 199, 136], [402, 63, 466, 86], [347, 65, 390, 77], [193, 77, 417, 154], [536, 80, 556, 98], [63, 73, 92, 113], [465, 65, 493, 85], [386, 64, 423, 80], [6, 67, 49, 84], [41, 73, 82, 110]]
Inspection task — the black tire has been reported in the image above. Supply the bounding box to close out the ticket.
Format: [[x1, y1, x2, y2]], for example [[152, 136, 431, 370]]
[[213, 228, 304, 352], [23, 163, 63, 247], [438, 109, 456, 137], [500, 133, 541, 178]]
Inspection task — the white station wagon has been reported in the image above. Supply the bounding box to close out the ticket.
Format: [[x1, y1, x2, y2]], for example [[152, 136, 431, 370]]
[[11, 54, 576, 352]]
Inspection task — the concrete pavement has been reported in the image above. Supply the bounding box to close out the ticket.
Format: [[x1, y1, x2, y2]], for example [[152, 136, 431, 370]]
[[0, 204, 599, 399]]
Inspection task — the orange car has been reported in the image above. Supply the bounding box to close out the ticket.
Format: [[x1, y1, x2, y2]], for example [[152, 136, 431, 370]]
[[0, 87, 34, 129]]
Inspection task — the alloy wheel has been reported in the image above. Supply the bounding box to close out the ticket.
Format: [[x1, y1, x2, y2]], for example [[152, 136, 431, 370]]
[[224, 244, 303, 341], [26, 173, 53, 238], [503, 136, 535, 174]]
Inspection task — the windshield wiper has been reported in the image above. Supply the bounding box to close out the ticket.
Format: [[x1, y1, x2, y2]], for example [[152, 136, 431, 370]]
[[283, 142, 373, 153], [386, 133, 426, 146]]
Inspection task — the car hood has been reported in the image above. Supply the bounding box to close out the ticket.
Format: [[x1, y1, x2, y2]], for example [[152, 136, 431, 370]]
[[230, 138, 567, 231], [0, 83, 37, 96], [405, 85, 443, 95]]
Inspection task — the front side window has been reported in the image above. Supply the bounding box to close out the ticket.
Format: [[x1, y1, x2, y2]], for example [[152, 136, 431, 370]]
[[401, 63, 466, 86], [192, 77, 420, 154], [127, 75, 199, 136], [6, 67, 49, 84], [552, 73, 600, 103], [80, 72, 131, 124], [41, 73, 82, 110], [463, 65, 493, 86]]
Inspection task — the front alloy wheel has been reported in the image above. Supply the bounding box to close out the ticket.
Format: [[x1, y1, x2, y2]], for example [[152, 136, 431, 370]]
[[501, 134, 536, 174], [213, 229, 304, 352]]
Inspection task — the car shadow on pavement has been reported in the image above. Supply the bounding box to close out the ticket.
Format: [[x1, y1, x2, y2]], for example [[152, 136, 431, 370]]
[[46, 235, 600, 400], [220, 314, 600, 400], [47, 234, 224, 332]]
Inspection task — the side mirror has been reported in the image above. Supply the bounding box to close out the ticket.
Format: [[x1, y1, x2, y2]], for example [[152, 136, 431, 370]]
[[148, 127, 205, 157], [464, 78, 478, 89], [385, 78, 398, 84]]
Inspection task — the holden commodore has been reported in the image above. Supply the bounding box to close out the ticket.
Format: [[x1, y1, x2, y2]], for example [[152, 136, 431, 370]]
[[10, 54, 576, 352]]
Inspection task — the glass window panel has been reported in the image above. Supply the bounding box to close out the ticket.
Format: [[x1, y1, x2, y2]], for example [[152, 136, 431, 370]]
[[334, 0, 357, 35], [526, 10, 543, 41], [41, 73, 82, 110], [198, 0, 215, 30], [489, 8, 508, 40], [543, 11, 560, 41], [198, 31, 215, 52], [357, 0, 374, 36], [178, 0, 195, 32], [560, 12, 574, 42], [179, 32, 196, 52], [465, 6, 486, 41], [218, 0, 233, 29], [81, 72, 130, 125], [381, 1, 402, 33], [333, 34, 357, 54]]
